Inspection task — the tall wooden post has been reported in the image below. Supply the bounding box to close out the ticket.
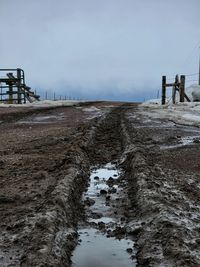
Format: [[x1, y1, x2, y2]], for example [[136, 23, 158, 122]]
[[172, 75, 179, 104], [172, 85, 176, 104], [0, 84, 2, 102], [8, 83, 13, 104], [162, 76, 166, 105], [17, 68, 22, 104], [180, 75, 185, 102]]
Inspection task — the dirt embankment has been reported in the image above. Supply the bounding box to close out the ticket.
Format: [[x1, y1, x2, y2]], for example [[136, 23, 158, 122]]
[[0, 105, 95, 267]]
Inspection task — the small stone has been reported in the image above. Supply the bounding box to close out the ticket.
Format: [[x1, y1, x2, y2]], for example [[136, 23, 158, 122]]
[[84, 197, 95, 206], [91, 212, 102, 219], [106, 177, 115, 186], [114, 226, 126, 236], [108, 187, 117, 194], [126, 248, 133, 254], [98, 221, 105, 229], [100, 189, 107, 195], [106, 195, 111, 201], [94, 176, 100, 180], [131, 255, 136, 260]]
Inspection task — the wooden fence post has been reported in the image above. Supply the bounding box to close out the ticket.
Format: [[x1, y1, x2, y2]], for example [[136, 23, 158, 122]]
[[17, 69, 22, 104], [162, 76, 166, 105], [8, 83, 13, 104], [180, 75, 185, 102], [172, 85, 176, 104], [172, 75, 179, 104]]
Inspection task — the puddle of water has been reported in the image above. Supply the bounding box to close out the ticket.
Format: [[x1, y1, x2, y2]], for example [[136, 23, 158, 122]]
[[72, 229, 136, 267], [85, 164, 120, 215], [18, 114, 64, 124], [71, 163, 136, 267], [88, 217, 115, 224]]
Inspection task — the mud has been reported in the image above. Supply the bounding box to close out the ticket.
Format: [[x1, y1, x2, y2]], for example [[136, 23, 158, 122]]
[[1, 102, 200, 266], [123, 106, 200, 267]]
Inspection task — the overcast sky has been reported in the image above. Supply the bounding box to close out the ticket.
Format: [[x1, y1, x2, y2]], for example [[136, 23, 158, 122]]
[[0, 0, 200, 101]]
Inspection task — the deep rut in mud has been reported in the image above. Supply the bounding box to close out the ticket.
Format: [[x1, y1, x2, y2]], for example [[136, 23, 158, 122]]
[[87, 108, 124, 164], [70, 107, 137, 266]]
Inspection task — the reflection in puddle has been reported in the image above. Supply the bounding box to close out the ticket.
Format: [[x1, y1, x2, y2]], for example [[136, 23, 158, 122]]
[[71, 163, 136, 267], [72, 229, 135, 267], [17, 113, 65, 124]]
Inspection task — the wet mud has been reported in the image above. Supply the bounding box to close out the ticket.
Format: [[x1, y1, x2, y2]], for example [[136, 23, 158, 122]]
[[1, 102, 200, 266]]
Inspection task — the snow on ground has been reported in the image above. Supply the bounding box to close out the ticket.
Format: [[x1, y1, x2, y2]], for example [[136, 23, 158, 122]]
[[141, 84, 200, 126], [0, 100, 85, 108], [82, 106, 101, 112], [80, 106, 103, 120], [187, 84, 200, 101], [140, 101, 200, 126]]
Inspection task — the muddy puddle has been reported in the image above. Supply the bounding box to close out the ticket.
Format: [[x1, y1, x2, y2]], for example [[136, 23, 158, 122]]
[[71, 163, 136, 267], [17, 113, 65, 124]]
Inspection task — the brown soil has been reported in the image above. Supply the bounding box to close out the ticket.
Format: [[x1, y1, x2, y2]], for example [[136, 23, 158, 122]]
[[1, 102, 200, 267]]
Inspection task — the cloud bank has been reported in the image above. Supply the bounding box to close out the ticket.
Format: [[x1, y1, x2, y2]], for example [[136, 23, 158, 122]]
[[0, 0, 200, 101]]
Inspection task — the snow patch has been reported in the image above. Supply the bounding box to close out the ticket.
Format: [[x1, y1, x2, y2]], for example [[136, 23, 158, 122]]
[[140, 85, 200, 126], [82, 106, 101, 112], [0, 100, 85, 108], [187, 84, 200, 101]]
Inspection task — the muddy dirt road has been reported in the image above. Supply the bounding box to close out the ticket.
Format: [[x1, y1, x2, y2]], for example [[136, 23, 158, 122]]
[[0, 102, 200, 267]]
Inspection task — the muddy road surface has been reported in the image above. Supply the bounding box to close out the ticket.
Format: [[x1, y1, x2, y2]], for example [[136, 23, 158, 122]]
[[0, 102, 200, 267]]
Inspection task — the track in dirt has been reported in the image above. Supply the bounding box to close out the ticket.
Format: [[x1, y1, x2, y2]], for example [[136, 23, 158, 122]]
[[71, 105, 138, 267], [87, 107, 124, 164]]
